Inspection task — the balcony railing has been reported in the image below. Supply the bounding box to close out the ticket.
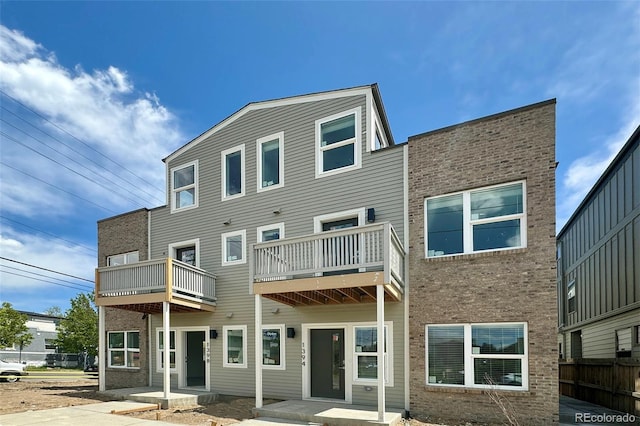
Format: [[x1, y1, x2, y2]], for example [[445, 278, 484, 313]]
[[250, 222, 404, 291], [96, 258, 216, 307]]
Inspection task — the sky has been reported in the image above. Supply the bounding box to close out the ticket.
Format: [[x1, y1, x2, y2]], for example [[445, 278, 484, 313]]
[[0, 1, 638, 314]]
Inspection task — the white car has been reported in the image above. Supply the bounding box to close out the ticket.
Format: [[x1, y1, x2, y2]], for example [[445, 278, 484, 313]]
[[0, 359, 28, 382]]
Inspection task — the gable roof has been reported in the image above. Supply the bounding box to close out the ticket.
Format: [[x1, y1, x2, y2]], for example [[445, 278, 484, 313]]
[[163, 84, 394, 163]]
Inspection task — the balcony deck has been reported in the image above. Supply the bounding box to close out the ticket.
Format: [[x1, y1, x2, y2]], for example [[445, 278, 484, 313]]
[[250, 222, 404, 306], [95, 258, 216, 313]]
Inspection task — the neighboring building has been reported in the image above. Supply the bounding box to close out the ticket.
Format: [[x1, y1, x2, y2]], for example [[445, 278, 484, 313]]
[[557, 126, 639, 359], [0, 311, 61, 366], [95, 85, 558, 423], [407, 100, 558, 424]]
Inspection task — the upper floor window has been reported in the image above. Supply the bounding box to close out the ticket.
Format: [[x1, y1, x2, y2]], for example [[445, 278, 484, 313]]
[[567, 280, 576, 313], [315, 107, 361, 177], [425, 181, 526, 258], [257, 223, 285, 242], [222, 230, 246, 266], [222, 144, 245, 200], [171, 161, 198, 212], [257, 132, 284, 192], [107, 250, 139, 266], [169, 238, 199, 267]]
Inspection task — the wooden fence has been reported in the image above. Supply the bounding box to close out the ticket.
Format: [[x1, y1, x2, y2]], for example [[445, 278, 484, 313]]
[[559, 358, 640, 416]]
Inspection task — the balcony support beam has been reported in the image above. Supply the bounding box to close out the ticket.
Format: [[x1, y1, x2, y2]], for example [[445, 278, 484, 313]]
[[254, 294, 263, 409], [163, 301, 170, 400], [377, 284, 385, 422]]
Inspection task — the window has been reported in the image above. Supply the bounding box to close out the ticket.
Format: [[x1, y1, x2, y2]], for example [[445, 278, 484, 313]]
[[108, 331, 140, 368], [262, 325, 285, 370], [44, 339, 57, 350], [221, 230, 246, 265], [222, 144, 245, 200], [107, 251, 139, 266], [567, 280, 576, 313], [156, 329, 176, 371], [616, 328, 632, 358], [257, 132, 284, 192], [371, 119, 388, 151], [223, 325, 247, 368], [354, 325, 390, 384], [316, 107, 361, 177], [425, 181, 526, 257], [426, 323, 528, 390], [169, 239, 199, 267], [257, 223, 285, 242], [171, 161, 198, 212]]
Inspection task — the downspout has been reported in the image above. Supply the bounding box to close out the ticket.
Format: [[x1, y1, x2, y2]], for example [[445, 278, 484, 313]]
[[403, 144, 410, 415]]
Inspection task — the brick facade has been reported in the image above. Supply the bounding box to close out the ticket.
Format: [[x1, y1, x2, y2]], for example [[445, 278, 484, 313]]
[[97, 209, 149, 389], [407, 100, 558, 424]]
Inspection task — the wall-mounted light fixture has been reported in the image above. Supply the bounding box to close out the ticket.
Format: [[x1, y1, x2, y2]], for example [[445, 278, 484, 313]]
[[209, 329, 218, 339], [273, 208, 281, 215], [367, 208, 376, 223], [286, 327, 296, 339], [223, 218, 232, 225], [226, 312, 234, 318], [271, 307, 280, 314]]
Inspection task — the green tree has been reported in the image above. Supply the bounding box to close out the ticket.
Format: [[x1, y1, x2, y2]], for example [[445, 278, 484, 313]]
[[0, 302, 33, 362], [43, 306, 63, 317], [56, 293, 98, 356]]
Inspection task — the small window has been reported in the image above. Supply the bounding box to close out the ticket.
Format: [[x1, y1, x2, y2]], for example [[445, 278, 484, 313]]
[[222, 230, 246, 265], [222, 144, 245, 200], [223, 325, 247, 368], [262, 325, 285, 370], [108, 331, 140, 368], [316, 107, 361, 177], [257, 223, 285, 242], [156, 329, 176, 371], [171, 161, 198, 212], [169, 239, 199, 267], [354, 325, 389, 383], [44, 339, 57, 350], [567, 280, 576, 313], [107, 251, 139, 266], [616, 328, 632, 358], [257, 132, 284, 192]]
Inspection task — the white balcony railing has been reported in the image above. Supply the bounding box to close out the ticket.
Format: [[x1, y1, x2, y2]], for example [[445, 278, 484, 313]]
[[96, 258, 216, 304], [250, 222, 404, 290]]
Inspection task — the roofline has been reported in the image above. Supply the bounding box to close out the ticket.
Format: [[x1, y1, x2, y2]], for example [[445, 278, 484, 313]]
[[371, 83, 395, 146], [557, 124, 640, 238], [97, 207, 149, 224], [408, 98, 556, 140], [19, 310, 63, 320], [163, 84, 383, 163]]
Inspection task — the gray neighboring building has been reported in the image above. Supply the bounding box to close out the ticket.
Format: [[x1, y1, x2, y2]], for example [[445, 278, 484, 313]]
[[0, 311, 61, 366], [557, 125, 640, 359]]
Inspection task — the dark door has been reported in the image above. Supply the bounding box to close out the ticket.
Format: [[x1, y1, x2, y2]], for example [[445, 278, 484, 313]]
[[322, 217, 359, 275], [310, 329, 345, 399], [186, 331, 205, 387]]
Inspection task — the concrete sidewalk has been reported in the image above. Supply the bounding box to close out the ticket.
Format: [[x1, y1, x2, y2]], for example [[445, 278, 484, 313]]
[[559, 395, 638, 425]]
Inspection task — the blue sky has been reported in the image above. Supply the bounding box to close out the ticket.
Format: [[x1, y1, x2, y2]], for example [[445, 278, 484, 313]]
[[0, 1, 638, 314]]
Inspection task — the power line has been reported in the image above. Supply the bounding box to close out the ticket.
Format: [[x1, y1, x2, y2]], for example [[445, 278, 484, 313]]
[[0, 215, 97, 253], [0, 257, 95, 283], [0, 270, 91, 292], [0, 265, 94, 290]]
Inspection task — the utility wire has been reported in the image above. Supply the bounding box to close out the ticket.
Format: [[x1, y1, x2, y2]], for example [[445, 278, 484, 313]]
[[0, 215, 97, 253], [0, 270, 91, 292], [0, 257, 95, 283], [0, 265, 94, 290]]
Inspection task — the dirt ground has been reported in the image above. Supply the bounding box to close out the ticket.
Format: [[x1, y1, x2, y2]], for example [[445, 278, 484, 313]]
[[0, 379, 443, 425]]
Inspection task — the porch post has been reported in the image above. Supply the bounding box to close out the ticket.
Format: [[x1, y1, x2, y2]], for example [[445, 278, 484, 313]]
[[163, 301, 170, 399], [98, 306, 105, 391], [255, 294, 263, 408], [376, 284, 385, 422]]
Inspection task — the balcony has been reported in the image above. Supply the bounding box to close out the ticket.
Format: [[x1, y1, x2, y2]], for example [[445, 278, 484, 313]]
[[95, 258, 216, 313], [250, 222, 404, 306]]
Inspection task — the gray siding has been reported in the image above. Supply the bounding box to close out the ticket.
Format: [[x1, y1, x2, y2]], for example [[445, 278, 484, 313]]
[[564, 310, 640, 359], [149, 93, 406, 406]]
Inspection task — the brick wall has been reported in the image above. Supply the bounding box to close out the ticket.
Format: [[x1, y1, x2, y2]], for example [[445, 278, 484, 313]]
[[97, 209, 149, 389], [407, 100, 558, 424]]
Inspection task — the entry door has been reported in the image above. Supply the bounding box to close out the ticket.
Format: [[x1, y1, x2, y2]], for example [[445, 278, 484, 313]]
[[322, 217, 359, 275], [310, 329, 345, 399], [185, 331, 205, 387]]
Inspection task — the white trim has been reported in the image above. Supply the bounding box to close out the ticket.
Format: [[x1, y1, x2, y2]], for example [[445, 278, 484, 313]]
[[168, 238, 200, 268], [221, 229, 246, 266], [368, 96, 389, 152], [223, 325, 248, 368], [313, 208, 366, 233], [256, 131, 284, 193], [352, 322, 394, 386], [221, 144, 246, 201], [155, 328, 177, 373], [256, 223, 285, 242], [170, 160, 198, 213], [261, 324, 286, 370], [315, 107, 362, 178], [165, 86, 372, 164], [154, 326, 211, 391]]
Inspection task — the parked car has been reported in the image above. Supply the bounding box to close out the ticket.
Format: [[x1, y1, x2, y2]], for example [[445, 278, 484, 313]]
[[0, 359, 28, 382]]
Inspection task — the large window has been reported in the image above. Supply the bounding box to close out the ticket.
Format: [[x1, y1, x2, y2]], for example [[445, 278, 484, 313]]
[[222, 144, 245, 200], [353, 324, 390, 384], [316, 107, 361, 177], [425, 181, 526, 257], [262, 325, 285, 370], [108, 331, 140, 368], [223, 325, 247, 368], [426, 323, 528, 390], [107, 250, 139, 266], [156, 329, 176, 371], [171, 161, 198, 212], [221, 230, 246, 266], [257, 132, 284, 192]]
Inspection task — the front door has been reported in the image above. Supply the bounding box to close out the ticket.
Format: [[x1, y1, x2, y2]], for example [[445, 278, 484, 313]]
[[185, 331, 205, 387], [310, 328, 345, 399]]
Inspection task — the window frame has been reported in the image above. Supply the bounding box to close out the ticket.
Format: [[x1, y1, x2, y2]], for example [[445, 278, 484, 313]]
[[155, 329, 177, 373], [256, 223, 285, 243], [168, 238, 200, 268], [261, 324, 285, 370], [352, 322, 392, 385], [221, 229, 246, 266], [108, 330, 140, 369], [107, 250, 139, 266], [567, 280, 576, 313], [221, 144, 246, 201], [223, 325, 247, 368], [424, 180, 527, 258], [315, 107, 362, 178], [170, 160, 198, 213], [425, 322, 528, 391], [256, 132, 284, 193]]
